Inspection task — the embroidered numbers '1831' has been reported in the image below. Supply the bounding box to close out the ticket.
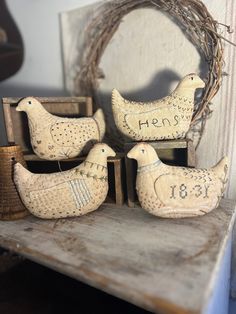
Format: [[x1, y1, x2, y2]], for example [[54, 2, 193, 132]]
[[170, 184, 210, 200]]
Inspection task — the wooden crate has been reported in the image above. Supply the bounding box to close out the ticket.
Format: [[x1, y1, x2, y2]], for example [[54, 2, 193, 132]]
[[2, 97, 93, 154], [124, 139, 196, 207], [1, 96, 125, 205]]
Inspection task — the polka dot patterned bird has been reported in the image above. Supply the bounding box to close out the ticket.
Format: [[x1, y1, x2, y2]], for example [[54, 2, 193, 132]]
[[16, 97, 106, 160]]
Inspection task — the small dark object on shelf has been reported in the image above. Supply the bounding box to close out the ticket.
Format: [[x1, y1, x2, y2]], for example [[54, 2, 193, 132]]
[[0, 145, 29, 220]]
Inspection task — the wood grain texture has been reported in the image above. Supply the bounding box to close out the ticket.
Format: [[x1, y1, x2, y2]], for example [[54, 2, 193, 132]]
[[2, 97, 91, 104], [125, 139, 188, 150], [113, 159, 124, 206], [187, 140, 196, 168], [0, 199, 234, 314], [2, 103, 14, 143]]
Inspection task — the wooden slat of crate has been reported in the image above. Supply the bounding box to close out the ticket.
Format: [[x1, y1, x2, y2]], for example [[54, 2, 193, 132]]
[[25, 154, 125, 206], [0, 199, 234, 314], [124, 139, 196, 207], [2, 97, 93, 153]]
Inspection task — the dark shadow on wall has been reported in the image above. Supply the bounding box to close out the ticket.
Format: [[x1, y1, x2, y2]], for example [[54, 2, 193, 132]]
[[95, 67, 207, 148], [115, 69, 181, 101], [96, 69, 182, 148]]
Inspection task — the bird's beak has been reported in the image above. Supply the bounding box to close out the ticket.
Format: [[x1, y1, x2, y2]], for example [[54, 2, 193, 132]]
[[15, 105, 22, 111], [109, 148, 116, 157], [127, 147, 137, 160], [199, 78, 206, 89]]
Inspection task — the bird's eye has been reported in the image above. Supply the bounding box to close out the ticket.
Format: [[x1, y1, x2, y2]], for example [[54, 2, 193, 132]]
[[101, 149, 105, 152], [191, 77, 194, 80], [141, 149, 145, 154], [28, 101, 32, 105]]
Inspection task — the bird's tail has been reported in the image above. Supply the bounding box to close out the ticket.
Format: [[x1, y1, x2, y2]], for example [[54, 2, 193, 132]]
[[211, 156, 229, 188], [111, 89, 125, 109], [93, 108, 106, 141], [14, 163, 32, 187]]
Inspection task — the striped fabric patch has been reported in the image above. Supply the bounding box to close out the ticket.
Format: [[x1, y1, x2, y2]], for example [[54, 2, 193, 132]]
[[69, 179, 91, 209]]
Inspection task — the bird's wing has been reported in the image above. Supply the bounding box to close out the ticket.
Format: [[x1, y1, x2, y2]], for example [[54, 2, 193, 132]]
[[50, 118, 97, 147], [29, 178, 92, 212], [154, 171, 216, 207], [170, 167, 215, 184], [68, 178, 92, 209]]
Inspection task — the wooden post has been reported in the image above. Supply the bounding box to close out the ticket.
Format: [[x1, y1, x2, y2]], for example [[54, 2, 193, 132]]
[[0, 100, 8, 146], [113, 158, 124, 206], [187, 139, 196, 167], [85, 97, 93, 116]]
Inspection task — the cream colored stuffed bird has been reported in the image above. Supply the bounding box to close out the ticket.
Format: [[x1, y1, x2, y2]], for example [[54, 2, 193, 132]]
[[112, 74, 205, 141], [16, 97, 106, 160], [127, 143, 228, 218], [14, 143, 115, 219]]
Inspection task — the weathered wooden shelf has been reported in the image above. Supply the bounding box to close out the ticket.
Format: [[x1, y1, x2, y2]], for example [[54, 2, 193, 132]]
[[0, 199, 234, 314]]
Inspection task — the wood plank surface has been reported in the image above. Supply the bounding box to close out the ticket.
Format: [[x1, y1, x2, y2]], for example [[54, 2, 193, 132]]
[[0, 199, 234, 314], [23, 153, 124, 163], [2, 97, 90, 104], [124, 140, 188, 150]]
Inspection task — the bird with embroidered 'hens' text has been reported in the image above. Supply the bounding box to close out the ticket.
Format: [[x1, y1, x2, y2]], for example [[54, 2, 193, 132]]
[[112, 74, 205, 141]]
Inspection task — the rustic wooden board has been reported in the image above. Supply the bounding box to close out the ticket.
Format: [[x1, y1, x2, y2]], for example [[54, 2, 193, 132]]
[[0, 199, 234, 314]]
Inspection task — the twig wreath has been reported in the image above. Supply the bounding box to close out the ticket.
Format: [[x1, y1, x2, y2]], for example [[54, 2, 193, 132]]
[[75, 0, 235, 145]]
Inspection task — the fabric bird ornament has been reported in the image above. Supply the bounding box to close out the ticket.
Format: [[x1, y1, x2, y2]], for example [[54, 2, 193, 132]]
[[16, 97, 106, 160], [127, 143, 228, 218], [14, 143, 115, 219], [112, 73, 205, 141]]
